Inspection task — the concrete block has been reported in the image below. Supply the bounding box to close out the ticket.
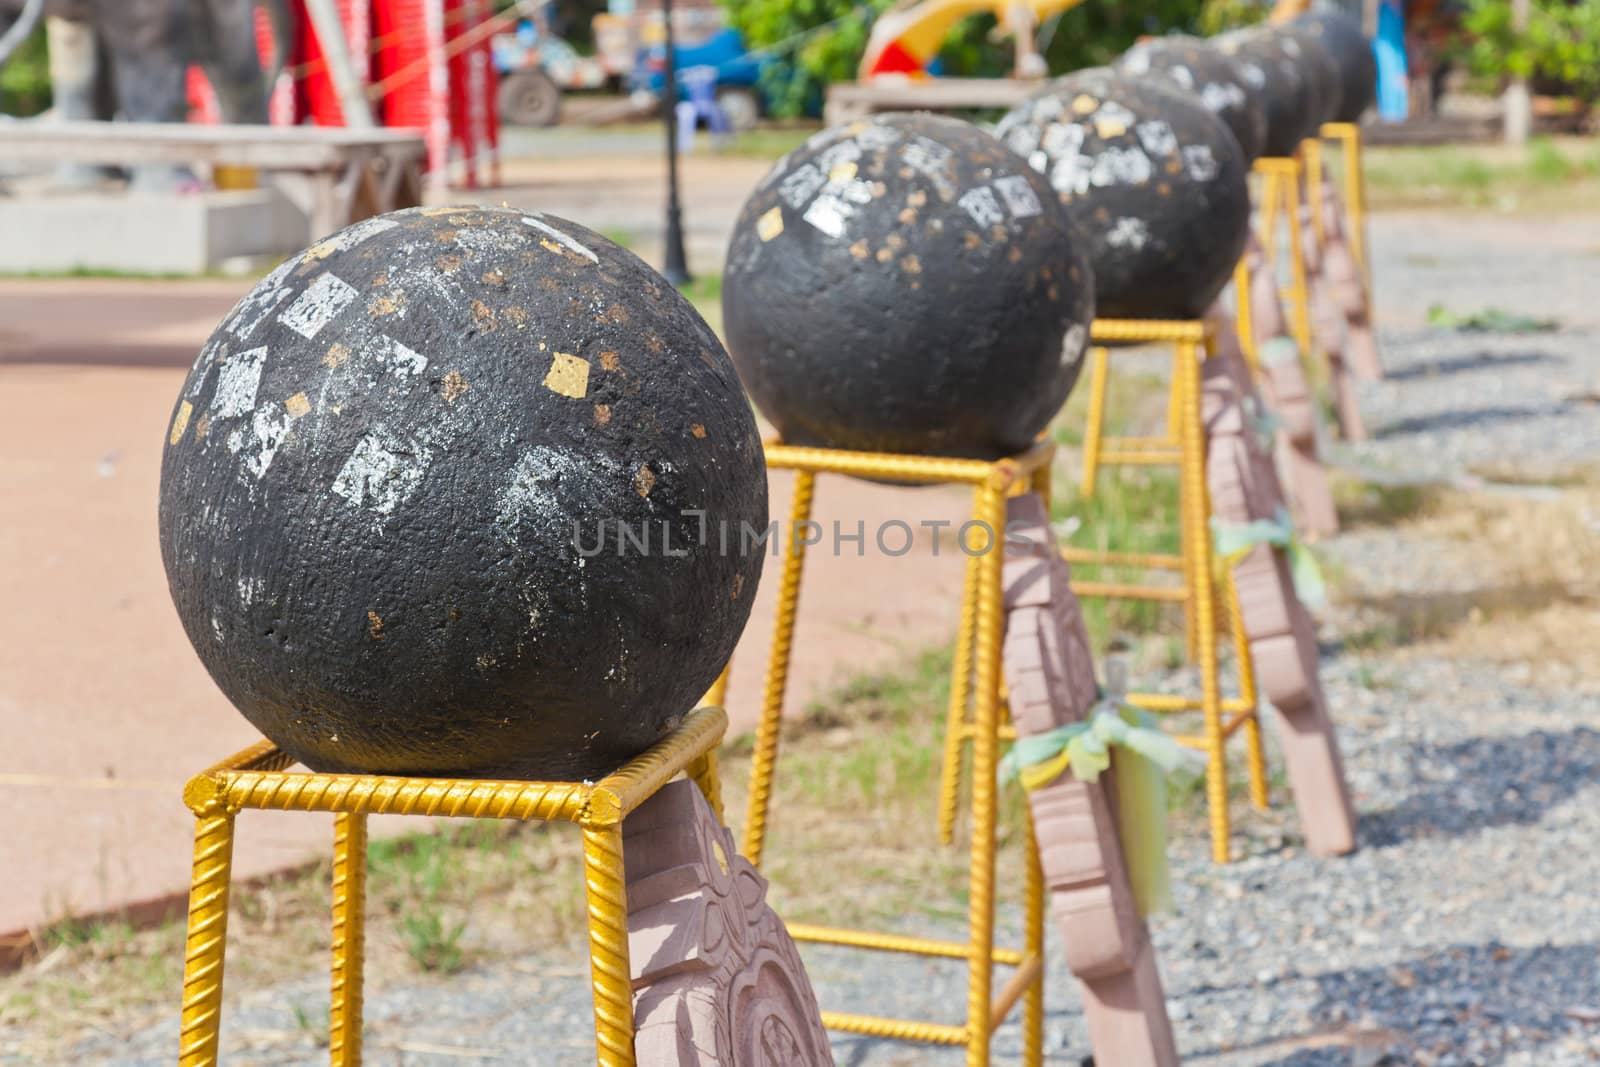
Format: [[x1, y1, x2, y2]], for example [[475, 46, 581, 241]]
[[0, 188, 309, 275]]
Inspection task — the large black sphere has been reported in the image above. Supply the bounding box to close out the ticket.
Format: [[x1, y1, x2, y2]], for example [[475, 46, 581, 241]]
[[721, 112, 1094, 459], [1275, 25, 1345, 128], [159, 207, 768, 781], [997, 68, 1252, 320], [1117, 35, 1268, 163], [1293, 10, 1377, 121], [1215, 29, 1316, 156]]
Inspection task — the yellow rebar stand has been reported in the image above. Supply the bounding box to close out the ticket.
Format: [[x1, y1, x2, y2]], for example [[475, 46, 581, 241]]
[[740, 439, 1055, 1067], [1321, 121, 1371, 294], [1253, 152, 1316, 357], [175, 704, 729, 1067], [941, 318, 1270, 866]]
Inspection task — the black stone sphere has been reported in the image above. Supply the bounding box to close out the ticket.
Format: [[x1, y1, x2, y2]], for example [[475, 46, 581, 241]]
[[1215, 29, 1315, 157], [1293, 10, 1377, 121], [1275, 24, 1345, 128], [996, 68, 1252, 321], [1117, 35, 1268, 163], [159, 207, 768, 781], [721, 112, 1093, 460]]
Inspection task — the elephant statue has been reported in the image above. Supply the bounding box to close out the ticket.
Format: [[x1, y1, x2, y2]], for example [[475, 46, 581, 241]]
[[0, 0, 292, 190]]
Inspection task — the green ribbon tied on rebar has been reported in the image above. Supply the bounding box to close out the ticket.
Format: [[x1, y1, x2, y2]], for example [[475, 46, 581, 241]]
[[1211, 506, 1327, 610], [1240, 394, 1283, 455], [999, 704, 1206, 915], [1258, 335, 1301, 367]]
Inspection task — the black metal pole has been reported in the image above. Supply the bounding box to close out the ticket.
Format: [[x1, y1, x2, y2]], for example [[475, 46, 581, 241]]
[[660, 0, 692, 286]]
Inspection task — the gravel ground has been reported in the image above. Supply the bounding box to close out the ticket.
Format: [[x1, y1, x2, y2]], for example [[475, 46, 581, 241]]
[[49, 213, 1600, 1066], [1332, 213, 1600, 485]]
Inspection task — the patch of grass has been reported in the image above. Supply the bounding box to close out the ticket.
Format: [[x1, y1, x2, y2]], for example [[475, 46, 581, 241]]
[[1051, 467, 1186, 650], [1040, 352, 1189, 654], [1332, 478, 1444, 529], [1464, 460, 1600, 488], [1528, 137, 1579, 184], [719, 125, 817, 160], [1336, 485, 1600, 676], [1357, 136, 1600, 213], [398, 909, 468, 974], [0, 266, 214, 281], [722, 645, 1037, 930], [1050, 365, 1168, 449], [678, 271, 724, 336], [290, 1000, 330, 1048]]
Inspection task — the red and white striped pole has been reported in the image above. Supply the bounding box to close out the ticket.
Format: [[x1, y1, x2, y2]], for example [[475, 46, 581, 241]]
[[464, 0, 491, 189], [423, 0, 453, 196]]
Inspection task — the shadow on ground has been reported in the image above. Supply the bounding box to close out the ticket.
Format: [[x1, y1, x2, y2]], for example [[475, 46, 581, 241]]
[[1261, 940, 1600, 1065], [1384, 349, 1561, 382], [1376, 404, 1567, 438], [1361, 726, 1600, 848]]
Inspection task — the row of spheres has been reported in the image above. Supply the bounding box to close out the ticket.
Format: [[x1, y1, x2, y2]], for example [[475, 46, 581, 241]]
[[160, 11, 1372, 779], [728, 7, 1377, 448]]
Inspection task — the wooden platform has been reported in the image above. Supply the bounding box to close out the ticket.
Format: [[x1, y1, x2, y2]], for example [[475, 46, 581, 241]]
[[824, 78, 1045, 125], [0, 121, 427, 237]]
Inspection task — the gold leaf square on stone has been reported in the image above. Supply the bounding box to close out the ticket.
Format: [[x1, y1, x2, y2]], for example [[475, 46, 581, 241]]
[[757, 206, 785, 242], [544, 352, 591, 399]]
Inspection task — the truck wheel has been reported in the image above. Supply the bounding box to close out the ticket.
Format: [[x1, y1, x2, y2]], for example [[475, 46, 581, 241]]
[[499, 69, 562, 127], [716, 87, 760, 132]]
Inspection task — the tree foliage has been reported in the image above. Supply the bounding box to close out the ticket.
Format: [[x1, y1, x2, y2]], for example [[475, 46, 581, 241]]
[[1459, 0, 1600, 100], [723, 0, 1211, 118], [0, 22, 50, 116]]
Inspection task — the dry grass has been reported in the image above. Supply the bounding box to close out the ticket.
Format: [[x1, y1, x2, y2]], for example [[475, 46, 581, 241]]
[[1335, 483, 1600, 681], [1360, 136, 1600, 214]]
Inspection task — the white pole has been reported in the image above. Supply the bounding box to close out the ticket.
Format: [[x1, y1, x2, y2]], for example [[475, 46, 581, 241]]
[[424, 0, 453, 196], [1502, 0, 1531, 144], [304, 0, 377, 127]]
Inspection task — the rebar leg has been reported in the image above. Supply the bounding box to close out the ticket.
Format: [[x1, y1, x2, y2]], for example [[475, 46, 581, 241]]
[[965, 483, 1008, 1067], [582, 821, 636, 1067], [1259, 166, 1280, 263], [1343, 127, 1369, 289], [1234, 257, 1257, 367], [701, 663, 731, 709], [178, 811, 236, 1067], [742, 470, 815, 866], [687, 749, 724, 824], [1176, 348, 1200, 666], [938, 546, 982, 845], [1178, 339, 1232, 864], [1022, 804, 1046, 1067], [1303, 138, 1325, 250], [1225, 572, 1271, 812], [1080, 346, 1111, 493], [330, 813, 367, 1067], [1286, 163, 1314, 357], [1026, 457, 1054, 1067]]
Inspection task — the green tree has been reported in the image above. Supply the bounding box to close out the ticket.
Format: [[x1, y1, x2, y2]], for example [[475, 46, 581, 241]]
[[1460, 0, 1600, 101], [724, 0, 1208, 118], [0, 23, 50, 117]]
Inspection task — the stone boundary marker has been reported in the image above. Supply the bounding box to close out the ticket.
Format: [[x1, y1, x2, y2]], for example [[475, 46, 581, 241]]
[[627, 779, 835, 1066], [1203, 315, 1358, 857], [1001, 494, 1180, 1066], [1243, 232, 1343, 538]]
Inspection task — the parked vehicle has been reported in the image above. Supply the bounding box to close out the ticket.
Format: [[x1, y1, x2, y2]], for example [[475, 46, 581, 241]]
[[492, 17, 630, 126], [632, 26, 771, 131]]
